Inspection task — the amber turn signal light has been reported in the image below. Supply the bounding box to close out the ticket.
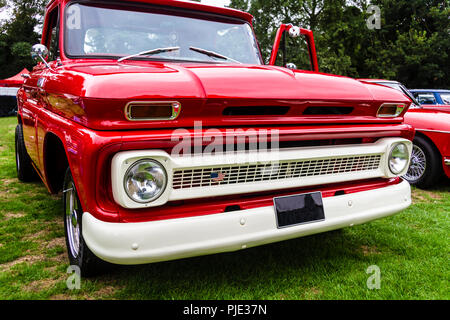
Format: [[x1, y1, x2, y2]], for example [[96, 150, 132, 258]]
[[376, 103, 406, 118], [125, 101, 181, 121]]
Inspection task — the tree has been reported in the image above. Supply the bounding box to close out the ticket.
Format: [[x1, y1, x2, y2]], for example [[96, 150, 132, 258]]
[[0, 0, 447, 88], [0, 0, 46, 78], [229, 0, 449, 88]]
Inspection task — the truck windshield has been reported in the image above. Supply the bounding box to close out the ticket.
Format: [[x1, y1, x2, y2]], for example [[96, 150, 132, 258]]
[[64, 3, 262, 65]]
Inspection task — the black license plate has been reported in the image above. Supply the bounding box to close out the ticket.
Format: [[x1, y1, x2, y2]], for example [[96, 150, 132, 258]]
[[274, 192, 325, 228]]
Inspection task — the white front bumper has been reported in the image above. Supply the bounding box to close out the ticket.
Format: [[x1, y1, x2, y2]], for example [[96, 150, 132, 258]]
[[83, 180, 411, 265]]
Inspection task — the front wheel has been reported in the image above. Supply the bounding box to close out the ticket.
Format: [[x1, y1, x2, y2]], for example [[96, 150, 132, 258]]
[[63, 168, 109, 277], [15, 124, 37, 182], [403, 136, 442, 189]]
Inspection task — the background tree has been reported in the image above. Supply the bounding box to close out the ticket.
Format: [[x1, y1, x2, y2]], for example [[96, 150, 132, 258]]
[[0, 0, 448, 88], [229, 0, 449, 88], [0, 0, 45, 78]]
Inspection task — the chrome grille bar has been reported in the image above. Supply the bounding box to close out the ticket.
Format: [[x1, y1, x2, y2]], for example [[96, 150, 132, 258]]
[[172, 154, 382, 190]]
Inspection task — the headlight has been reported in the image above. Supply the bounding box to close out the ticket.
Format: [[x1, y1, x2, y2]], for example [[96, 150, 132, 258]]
[[124, 159, 167, 203], [388, 143, 410, 174]]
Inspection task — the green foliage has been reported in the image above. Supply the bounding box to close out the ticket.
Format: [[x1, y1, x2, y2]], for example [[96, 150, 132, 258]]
[[0, 0, 448, 88], [0, 0, 45, 78], [230, 0, 449, 88], [10, 41, 33, 68]]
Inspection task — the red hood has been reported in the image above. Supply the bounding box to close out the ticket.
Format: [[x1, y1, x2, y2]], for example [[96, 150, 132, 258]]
[[47, 61, 410, 103], [33, 60, 412, 130]]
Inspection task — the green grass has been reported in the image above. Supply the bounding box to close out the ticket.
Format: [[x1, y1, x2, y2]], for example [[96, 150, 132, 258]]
[[0, 116, 449, 300]]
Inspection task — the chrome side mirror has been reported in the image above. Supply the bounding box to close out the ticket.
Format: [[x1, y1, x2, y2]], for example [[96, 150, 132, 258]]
[[286, 63, 297, 70], [288, 26, 301, 38], [31, 44, 52, 69]]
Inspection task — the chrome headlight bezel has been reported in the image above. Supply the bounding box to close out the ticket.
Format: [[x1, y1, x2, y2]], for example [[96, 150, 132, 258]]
[[388, 142, 410, 175], [123, 159, 168, 204]]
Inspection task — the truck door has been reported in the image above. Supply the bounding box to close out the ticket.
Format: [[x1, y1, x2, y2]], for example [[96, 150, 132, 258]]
[[36, 5, 60, 171], [21, 68, 44, 168]]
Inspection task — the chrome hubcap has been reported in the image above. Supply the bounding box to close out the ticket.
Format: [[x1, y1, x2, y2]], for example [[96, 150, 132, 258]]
[[16, 147, 20, 171], [404, 145, 426, 182], [15, 139, 20, 172], [65, 182, 81, 258]]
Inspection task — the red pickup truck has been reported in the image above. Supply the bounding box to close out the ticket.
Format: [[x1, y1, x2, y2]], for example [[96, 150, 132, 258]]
[[16, 0, 414, 276]]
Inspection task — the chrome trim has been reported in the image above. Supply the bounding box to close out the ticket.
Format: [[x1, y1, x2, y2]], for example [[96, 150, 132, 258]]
[[416, 129, 450, 135], [31, 44, 54, 71], [123, 159, 168, 204], [124, 101, 181, 121], [376, 103, 406, 118], [444, 159, 450, 166], [388, 142, 410, 175], [65, 181, 81, 258]]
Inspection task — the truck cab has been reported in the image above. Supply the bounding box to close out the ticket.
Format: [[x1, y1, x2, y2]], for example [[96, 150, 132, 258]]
[[16, 0, 414, 276]]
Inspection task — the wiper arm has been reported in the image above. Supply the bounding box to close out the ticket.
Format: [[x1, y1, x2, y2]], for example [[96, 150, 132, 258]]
[[118, 47, 180, 62], [189, 46, 242, 64]]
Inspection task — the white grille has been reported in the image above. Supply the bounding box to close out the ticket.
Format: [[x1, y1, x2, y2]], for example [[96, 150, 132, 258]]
[[172, 154, 382, 190]]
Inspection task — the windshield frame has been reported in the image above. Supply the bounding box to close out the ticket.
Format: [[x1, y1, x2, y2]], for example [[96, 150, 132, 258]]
[[62, 0, 263, 65]]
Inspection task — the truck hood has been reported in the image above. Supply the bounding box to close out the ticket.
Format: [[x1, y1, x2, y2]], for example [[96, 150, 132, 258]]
[[48, 61, 409, 103], [38, 61, 412, 130]]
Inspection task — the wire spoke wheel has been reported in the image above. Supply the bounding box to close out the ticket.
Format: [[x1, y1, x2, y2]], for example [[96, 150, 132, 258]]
[[404, 144, 427, 182]]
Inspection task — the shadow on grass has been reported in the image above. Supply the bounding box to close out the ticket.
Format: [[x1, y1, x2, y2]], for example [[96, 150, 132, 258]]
[[102, 229, 368, 299], [426, 178, 450, 192]]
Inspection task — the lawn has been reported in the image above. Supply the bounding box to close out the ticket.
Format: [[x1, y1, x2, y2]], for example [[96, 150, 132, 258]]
[[0, 116, 449, 300]]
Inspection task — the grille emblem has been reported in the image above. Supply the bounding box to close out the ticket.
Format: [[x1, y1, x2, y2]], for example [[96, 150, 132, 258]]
[[211, 172, 226, 182]]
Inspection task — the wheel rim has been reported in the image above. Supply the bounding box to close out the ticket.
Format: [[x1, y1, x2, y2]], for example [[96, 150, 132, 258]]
[[15, 138, 20, 173], [65, 181, 81, 258], [404, 144, 426, 182]]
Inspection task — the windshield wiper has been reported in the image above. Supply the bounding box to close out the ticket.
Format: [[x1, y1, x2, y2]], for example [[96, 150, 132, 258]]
[[189, 46, 241, 64], [118, 47, 180, 62]]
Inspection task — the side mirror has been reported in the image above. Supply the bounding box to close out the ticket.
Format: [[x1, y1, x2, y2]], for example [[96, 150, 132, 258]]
[[268, 24, 319, 72], [31, 44, 52, 69], [286, 63, 297, 70], [288, 26, 301, 38]]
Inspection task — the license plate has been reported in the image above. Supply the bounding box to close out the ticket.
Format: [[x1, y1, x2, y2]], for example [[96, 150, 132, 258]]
[[274, 192, 325, 228]]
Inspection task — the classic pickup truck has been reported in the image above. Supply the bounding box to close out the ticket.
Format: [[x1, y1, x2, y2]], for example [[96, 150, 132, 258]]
[[16, 0, 414, 276]]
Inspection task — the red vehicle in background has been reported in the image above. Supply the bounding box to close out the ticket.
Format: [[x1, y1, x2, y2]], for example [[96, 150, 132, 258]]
[[359, 79, 450, 188], [16, 0, 414, 276]]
